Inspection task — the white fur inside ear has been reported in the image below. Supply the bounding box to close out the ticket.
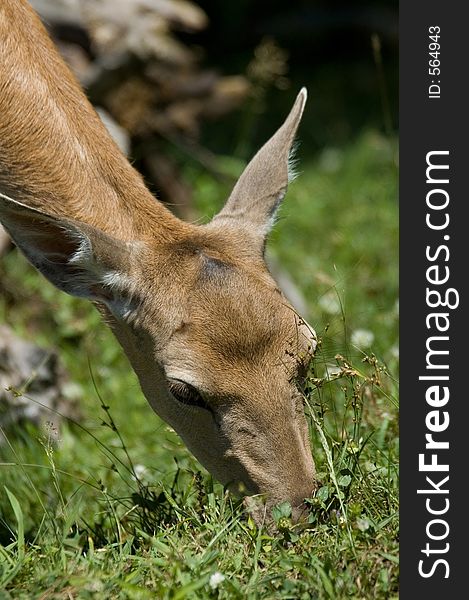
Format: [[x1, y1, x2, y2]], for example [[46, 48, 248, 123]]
[[101, 271, 139, 322], [68, 236, 138, 317], [65, 235, 106, 297], [68, 234, 93, 268], [287, 141, 301, 183], [69, 236, 134, 291], [263, 190, 287, 235], [100, 270, 134, 292]]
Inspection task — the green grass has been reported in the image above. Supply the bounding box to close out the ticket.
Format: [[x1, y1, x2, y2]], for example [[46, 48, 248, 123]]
[[0, 130, 398, 598]]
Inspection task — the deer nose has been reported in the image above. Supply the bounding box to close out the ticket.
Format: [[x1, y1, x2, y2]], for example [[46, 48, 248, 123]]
[[291, 501, 311, 524], [245, 492, 315, 527], [290, 479, 317, 518], [243, 469, 318, 526]]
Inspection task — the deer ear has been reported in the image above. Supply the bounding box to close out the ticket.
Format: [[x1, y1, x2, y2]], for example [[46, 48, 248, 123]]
[[0, 193, 138, 306], [212, 88, 307, 244]]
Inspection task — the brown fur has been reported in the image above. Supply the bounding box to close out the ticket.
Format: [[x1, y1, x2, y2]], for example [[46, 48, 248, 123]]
[[0, 0, 318, 521]]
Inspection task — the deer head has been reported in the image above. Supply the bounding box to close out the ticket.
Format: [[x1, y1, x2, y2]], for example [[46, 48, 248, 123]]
[[0, 85, 317, 520]]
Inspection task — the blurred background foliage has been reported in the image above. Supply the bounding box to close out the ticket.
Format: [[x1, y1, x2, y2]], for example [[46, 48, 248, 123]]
[[29, 0, 398, 203], [187, 0, 397, 152]]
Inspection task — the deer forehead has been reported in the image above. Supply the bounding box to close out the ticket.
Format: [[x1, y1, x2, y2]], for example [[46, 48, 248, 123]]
[[127, 238, 312, 386], [163, 294, 305, 386], [136, 235, 272, 305]]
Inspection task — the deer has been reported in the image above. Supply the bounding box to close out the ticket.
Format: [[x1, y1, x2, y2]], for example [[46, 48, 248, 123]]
[[0, 0, 318, 523]]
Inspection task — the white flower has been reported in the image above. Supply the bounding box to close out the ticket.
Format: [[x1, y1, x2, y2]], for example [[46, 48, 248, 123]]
[[390, 345, 399, 360], [209, 572, 225, 590], [356, 517, 371, 532], [318, 291, 341, 315], [351, 329, 374, 350], [132, 464, 148, 481]]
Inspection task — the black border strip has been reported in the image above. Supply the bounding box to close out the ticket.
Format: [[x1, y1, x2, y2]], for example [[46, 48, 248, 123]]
[[400, 2, 467, 595]]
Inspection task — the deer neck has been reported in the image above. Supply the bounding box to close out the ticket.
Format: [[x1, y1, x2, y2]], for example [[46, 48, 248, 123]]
[[0, 0, 184, 243]]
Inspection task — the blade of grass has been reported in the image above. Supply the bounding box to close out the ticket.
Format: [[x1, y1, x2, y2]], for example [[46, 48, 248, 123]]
[[4, 486, 25, 560]]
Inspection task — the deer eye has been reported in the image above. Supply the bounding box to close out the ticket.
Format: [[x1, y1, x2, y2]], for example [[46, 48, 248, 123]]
[[168, 379, 210, 411]]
